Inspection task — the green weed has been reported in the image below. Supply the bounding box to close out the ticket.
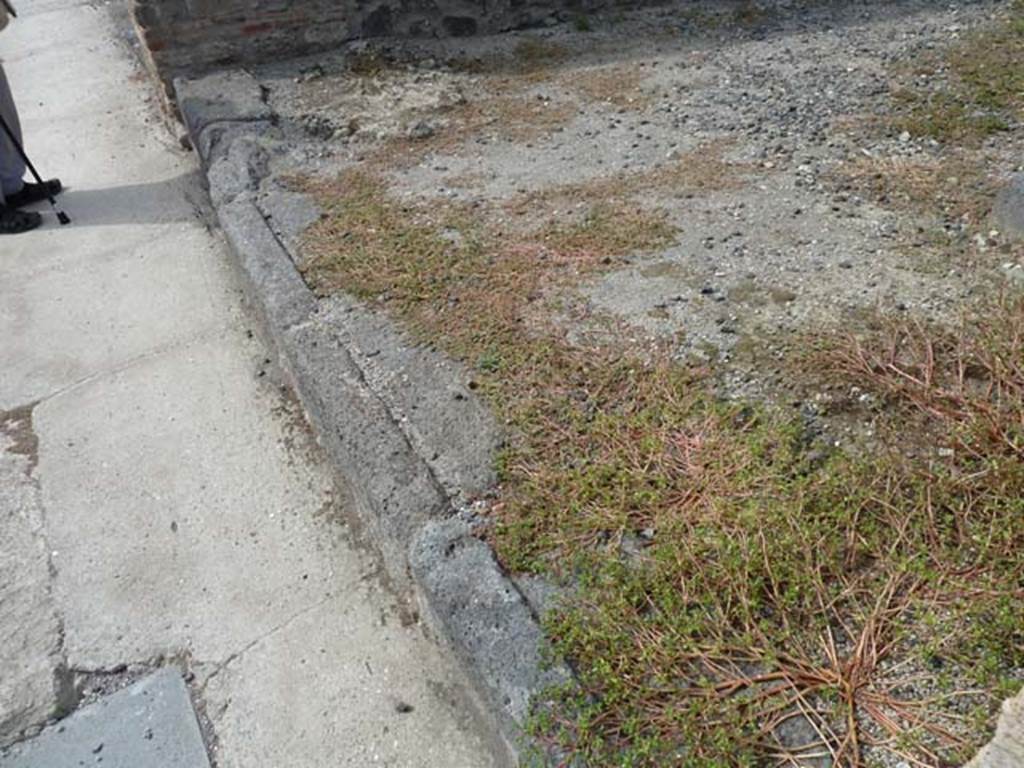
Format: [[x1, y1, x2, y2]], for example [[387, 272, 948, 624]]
[[299, 170, 1024, 766]]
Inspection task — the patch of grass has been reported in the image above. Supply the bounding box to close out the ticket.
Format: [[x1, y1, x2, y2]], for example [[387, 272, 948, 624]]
[[561, 65, 652, 111], [673, 8, 729, 32], [299, 171, 676, 346], [365, 89, 576, 170], [428, 91, 576, 149], [538, 203, 677, 258], [672, 3, 769, 34], [891, 90, 1010, 145], [828, 142, 1024, 280], [482, 94, 577, 140], [449, 44, 566, 81], [443, 170, 489, 190], [573, 14, 593, 33], [822, 298, 1024, 463], [836, 154, 997, 226], [299, 171, 1024, 767], [948, 4, 1024, 114], [504, 142, 754, 229], [346, 48, 392, 77], [514, 38, 570, 73], [519, 307, 1024, 766], [734, 1, 768, 28], [631, 142, 753, 197], [891, 2, 1024, 144]]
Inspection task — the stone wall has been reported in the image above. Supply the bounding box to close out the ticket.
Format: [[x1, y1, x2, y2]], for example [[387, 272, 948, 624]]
[[133, 0, 612, 91]]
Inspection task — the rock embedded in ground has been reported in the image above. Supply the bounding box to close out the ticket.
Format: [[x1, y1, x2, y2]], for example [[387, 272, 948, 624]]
[[407, 119, 437, 139], [967, 689, 1024, 768], [995, 174, 1024, 240]]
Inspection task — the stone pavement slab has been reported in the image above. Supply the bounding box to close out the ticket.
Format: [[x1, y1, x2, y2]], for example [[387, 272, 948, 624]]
[[0, 1, 501, 766], [0, 669, 209, 768], [0, 412, 68, 745]]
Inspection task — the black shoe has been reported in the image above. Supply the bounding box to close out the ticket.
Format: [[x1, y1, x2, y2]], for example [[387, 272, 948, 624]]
[[0, 205, 43, 234], [5, 178, 62, 208]]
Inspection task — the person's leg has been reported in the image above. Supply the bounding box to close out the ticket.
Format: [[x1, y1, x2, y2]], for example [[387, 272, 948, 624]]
[[0, 61, 55, 232], [0, 62, 42, 234], [0, 61, 27, 205]]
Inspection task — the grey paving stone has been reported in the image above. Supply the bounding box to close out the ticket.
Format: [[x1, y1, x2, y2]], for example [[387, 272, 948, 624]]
[[174, 70, 272, 138], [967, 688, 1024, 768], [0, 409, 70, 747], [0, 669, 209, 768], [995, 174, 1024, 241]]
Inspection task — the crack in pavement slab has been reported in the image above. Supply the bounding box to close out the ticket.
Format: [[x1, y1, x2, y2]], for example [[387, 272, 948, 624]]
[[196, 593, 343, 692], [27, 324, 238, 412]]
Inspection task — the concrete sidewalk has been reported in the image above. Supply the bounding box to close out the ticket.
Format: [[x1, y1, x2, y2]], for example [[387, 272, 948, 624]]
[[0, 2, 497, 766]]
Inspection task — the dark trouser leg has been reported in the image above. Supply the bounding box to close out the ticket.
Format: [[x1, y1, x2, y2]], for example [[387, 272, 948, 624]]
[[0, 62, 27, 207]]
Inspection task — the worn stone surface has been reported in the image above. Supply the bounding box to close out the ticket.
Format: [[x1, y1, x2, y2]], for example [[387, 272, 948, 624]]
[[995, 174, 1024, 241], [174, 70, 272, 138], [218, 198, 316, 330], [410, 520, 572, 740], [205, 136, 271, 205], [0, 411, 69, 748], [0, 669, 209, 768], [257, 178, 322, 257], [968, 689, 1024, 768], [510, 574, 565, 620], [300, 295, 502, 505], [194, 119, 277, 170], [281, 314, 450, 589]]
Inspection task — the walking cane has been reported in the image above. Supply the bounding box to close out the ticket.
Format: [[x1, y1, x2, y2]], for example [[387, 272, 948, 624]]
[[0, 0, 68, 224], [0, 111, 70, 225]]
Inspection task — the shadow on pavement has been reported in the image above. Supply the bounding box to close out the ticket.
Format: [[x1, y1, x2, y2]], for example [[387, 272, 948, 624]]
[[32, 170, 207, 228]]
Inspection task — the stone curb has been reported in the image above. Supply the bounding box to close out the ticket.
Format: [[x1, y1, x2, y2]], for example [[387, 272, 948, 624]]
[[176, 70, 273, 138], [174, 70, 570, 762]]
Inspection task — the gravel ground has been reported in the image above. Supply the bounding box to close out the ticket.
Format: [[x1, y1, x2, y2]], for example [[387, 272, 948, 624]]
[[258, 0, 1021, 393]]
